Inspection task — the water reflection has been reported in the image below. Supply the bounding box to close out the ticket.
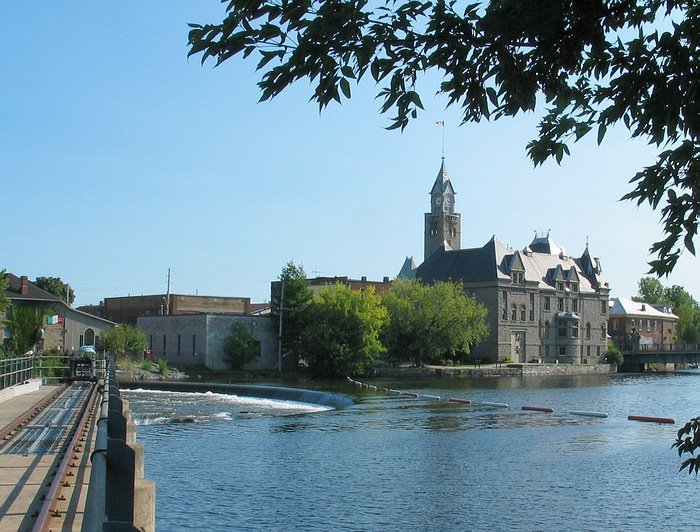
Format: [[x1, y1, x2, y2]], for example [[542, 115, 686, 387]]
[[128, 372, 698, 531]]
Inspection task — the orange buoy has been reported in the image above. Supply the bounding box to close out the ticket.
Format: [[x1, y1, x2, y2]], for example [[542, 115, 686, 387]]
[[448, 398, 472, 404], [522, 406, 554, 413], [627, 415, 675, 424]]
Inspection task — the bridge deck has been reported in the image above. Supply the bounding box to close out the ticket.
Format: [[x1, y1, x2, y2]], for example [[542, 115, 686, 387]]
[[0, 384, 98, 530]]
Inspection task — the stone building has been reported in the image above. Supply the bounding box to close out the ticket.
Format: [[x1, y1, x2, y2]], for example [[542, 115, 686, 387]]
[[608, 297, 677, 350], [409, 161, 611, 363]]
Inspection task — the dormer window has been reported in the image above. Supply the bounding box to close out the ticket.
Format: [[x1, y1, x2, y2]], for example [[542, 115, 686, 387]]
[[571, 282, 579, 293], [557, 282, 565, 291], [512, 272, 524, 284]]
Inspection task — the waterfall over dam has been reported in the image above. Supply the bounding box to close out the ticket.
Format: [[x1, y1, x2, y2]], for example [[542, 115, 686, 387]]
[[120, 380, 354, 410]]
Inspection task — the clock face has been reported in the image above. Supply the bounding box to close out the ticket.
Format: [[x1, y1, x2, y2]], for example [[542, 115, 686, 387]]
[[445, 196, 453, 206], [434, 196, 442, 205]]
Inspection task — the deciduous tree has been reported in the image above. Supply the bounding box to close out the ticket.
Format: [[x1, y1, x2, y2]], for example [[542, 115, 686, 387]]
[[34, 276, 75, 305], [189, 0, 699, 277], [382, 279, 488, 365], [673, 417, 700, 476], [101, 325, 148, 355], [299, 284, 388, 377], [223, 322, 261, 369], [271, 261, 313, 362], [4, 305, 44, 354]]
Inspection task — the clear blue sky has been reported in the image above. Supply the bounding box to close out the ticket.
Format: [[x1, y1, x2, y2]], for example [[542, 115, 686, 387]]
[[2, 2, 698, 307]]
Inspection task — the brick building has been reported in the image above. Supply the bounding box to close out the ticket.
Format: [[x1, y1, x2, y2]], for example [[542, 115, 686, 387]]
[[608, 297, 678, 350], [100, 294, 251, 325]]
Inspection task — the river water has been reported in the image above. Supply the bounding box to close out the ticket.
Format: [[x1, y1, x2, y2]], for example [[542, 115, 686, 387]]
[[123, 371, 699, 531]]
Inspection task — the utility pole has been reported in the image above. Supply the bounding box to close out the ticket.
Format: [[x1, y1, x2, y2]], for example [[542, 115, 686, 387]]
[[165, 268, 171, 315], [277, 279, 285, 373]]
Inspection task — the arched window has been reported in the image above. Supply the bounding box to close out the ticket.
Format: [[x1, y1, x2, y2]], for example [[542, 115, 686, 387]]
[[511, 304, 517, 321], [586, 322, 591, 340], [84, 328, 95, 346], [520, 305, 526, 321]]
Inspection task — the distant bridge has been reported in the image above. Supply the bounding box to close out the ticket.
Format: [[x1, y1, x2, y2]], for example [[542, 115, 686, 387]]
[[621, 343, 700, 365]]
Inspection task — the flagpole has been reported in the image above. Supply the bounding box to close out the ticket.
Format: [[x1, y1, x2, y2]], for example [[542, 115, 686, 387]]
[[442, 121, 445, 158]]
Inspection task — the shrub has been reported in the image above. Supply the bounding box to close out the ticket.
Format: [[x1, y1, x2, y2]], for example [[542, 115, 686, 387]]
[[223, 323, 261, 370], [157, 359, 169, 378]]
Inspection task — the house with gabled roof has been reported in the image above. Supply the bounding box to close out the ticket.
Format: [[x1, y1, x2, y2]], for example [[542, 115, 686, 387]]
[[404, 160, 611, 363], [2, 273, 115, 353]]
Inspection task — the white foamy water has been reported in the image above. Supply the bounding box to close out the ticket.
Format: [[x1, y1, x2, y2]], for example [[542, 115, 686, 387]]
[[124, 388, 333, 414]]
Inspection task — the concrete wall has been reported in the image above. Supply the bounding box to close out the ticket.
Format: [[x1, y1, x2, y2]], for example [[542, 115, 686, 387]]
[[137, 314, 278, 370]]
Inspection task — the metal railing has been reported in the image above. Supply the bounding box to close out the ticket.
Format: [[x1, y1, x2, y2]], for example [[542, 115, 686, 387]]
[[0, 355, 34, 390], [83, 357, 141, 531], [622, 343, 700, 353]]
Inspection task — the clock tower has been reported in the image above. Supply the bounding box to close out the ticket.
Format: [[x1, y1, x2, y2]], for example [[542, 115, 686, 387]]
[[424, 158, 461, 260]]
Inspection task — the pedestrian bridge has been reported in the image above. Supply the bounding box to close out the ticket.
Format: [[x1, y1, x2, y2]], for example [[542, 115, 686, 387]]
[[621, 343, 700, 365]]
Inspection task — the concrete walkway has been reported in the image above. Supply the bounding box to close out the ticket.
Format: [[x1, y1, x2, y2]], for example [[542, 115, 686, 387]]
[[0, 384, 61, 430]]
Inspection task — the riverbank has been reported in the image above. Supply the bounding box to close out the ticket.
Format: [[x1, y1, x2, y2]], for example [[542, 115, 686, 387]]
[[374, 362, 617, 378]]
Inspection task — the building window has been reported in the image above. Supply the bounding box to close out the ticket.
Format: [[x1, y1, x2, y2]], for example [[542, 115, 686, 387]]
[[602, 300, 607, 314], [586, 323, 591, 339], [545, 345, 550, 356], [511, 304, 517, 321], [652, 320, 657, 332], [597, 346, 601, 357], [544, 297, 550, 311], [558, 325, 567, 337], [512, 272, 524, 284], [646, 320, 651, 331], [613, 318, 619, 330], [601, 324, 607, 340], [544, 321, 550, 338], [559, 346, 566, 356], [558, 298, 564, 311], [572, 299, 578, 312], [84, 328, 95, 346], [520, 305, 526, 321], [557, 282, 564, 291], [587, 346, 591, 358], [572, 324, 579, 338], [571, 283, 579, 293], [529, 309, 535, 322]]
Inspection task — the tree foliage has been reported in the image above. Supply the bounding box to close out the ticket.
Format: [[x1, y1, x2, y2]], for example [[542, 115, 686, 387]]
[[604, 339, 623, 365], [34, 276, 75, 305], [298, 284, 388, 377], [4, 305, 45, 354], [0, 270, 9, 316], [271, 261, 313, 359], [633, 277, 666, 304], [189, 0, 699, 277], [673, 417, 700, 475], [223, 322, 261, 369], [381, 279, 489, 365], [101, 325, 148, 354]]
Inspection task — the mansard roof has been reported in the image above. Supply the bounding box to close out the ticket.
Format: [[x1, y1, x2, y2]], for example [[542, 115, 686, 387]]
[[416, 234, 608, 294], [417, 235, 512, 283], [397, 256, 417, 280], [430, 159, 455, 196], [529, 232, 566, 256]]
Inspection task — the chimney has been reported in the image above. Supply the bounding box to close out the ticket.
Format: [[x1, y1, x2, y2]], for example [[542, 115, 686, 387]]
[[361, 276, 367, 282], [20, 275, 29, 295], [641, 304, 646, 311], [383, 276, 390, 283]]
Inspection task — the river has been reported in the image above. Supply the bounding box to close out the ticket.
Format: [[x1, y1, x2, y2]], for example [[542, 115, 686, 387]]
[[123, 371, 699, 531]]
